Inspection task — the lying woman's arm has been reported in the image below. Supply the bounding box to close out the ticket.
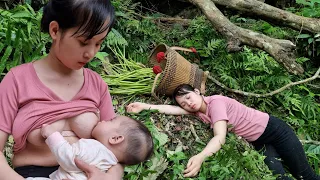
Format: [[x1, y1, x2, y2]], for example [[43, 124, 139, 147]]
[[183, 120, 228, 177], [126, 102, 190, 115], [0, 130, 24, 180]]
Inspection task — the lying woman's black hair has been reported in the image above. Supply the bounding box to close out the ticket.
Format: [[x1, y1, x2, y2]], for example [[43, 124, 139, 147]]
[[41, 0, 115, 40], [172, 84, 196, 105]]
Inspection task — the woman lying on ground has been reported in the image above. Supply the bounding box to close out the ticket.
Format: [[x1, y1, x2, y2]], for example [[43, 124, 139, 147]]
[[127, 84, 320, 180]]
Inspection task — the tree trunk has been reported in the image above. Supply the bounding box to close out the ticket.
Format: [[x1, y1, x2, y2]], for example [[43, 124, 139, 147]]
[[189, 0, 304, 74], [211, 0, 320, 34]]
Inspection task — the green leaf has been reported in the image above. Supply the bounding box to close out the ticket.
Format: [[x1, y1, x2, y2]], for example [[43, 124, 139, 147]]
[[13, 29, 21, 47], [166, 142, 183, 157], [0, 43, 5, 54], [20, 30, 28, 43], [153, 129, 168, 147], [297, 34, 311, 39], [7, 42, 22, 71], [0, 9, 11, 17], [308, 37, 314, 44], [30, 43, 45, 60], [310, 0, 320, 7], [11, 11, 32, 18], [25, 0, 32, 4], [95, 52, 109, 61], [307, 145, 320, 154], [88, 60, 100, 68], [5, 23, 12, 45], [296, 57, 310, 64], [296, 0, 312, 6], [25, 3, 36, 16], [22, 43, 33, 63], [0, 46, 13, 74], [27, 22, 32, 37], [142, 156, 168, 180]]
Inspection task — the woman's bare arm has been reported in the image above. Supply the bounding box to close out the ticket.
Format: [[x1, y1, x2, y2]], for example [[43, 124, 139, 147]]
[[126, 102, 190, 115], [183, 120, 228, 177], [200, 120, 228, 156]]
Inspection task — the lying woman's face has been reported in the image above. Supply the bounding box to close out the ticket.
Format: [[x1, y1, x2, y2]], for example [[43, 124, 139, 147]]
[[175, 91, 203, 112]]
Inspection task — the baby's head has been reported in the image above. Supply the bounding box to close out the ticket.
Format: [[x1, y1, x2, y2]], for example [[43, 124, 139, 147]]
[[92, 116, 154, 165], [172, 84, 204, 112]]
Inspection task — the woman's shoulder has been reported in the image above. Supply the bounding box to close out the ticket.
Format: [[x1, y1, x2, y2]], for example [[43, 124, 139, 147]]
[[5, 63, 33, 81], [84, 68, 106, 79], [83, 68, 108, 91], [10, 63, 32, 74], [84, 68, 104, 83], [204, 95, 238, 109], [84, 67, 98, 74], [205, 95, 229, 102]]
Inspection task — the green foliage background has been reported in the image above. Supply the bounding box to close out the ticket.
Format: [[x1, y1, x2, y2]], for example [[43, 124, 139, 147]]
[[1, 0, 320, 179]]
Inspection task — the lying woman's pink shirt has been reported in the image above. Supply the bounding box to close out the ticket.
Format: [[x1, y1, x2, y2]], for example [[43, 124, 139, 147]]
[[0, 63, 116, 153], [196, 95, 269, 142]]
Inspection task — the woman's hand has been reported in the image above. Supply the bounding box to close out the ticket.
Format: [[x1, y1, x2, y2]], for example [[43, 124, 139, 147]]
[[183, 153, 206, 178], [74, 158, 124, 180], [126, 102, 149, 113], [74, 158, 107, 180]]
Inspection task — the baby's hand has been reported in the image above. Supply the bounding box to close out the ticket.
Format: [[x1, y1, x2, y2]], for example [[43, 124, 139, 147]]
[[41, 124, 56, 139]]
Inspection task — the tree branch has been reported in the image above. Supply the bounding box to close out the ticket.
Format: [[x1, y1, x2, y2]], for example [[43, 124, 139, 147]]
[[300, 140, 320, 145], [207, 67, 320, 97], [308, 84, 320, 89], [190, 124, 201, 142], [123, 9, 192, 26], [211, 0, 320, 34], [155, 17, 192, 26], [189, 0, 304, 74]]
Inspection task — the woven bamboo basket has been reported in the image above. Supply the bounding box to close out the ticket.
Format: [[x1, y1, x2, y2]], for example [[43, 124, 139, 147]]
[[148, 43, 208, 101]]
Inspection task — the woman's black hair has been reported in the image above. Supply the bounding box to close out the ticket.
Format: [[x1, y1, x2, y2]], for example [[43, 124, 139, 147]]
[[172, 84, 196, 105], [41, 0, 115, 40]]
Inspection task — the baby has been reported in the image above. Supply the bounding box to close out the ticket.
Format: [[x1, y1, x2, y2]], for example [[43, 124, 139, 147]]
[[29, 116, 154, 180]]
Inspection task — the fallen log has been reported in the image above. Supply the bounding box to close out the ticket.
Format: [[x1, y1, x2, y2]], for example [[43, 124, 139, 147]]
[[189, 0, 304, 74]]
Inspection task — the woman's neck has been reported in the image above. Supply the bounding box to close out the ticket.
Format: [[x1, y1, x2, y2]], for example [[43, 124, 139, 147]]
[[43, 51, 74, 75], [199, 97, 207, 114]]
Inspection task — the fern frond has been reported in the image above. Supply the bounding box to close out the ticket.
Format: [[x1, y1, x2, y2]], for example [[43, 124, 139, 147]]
[[307, 145, 320, 155], [5, 23, 12, 45], [7, 44, 21, 71], [220, 73, 240, 89], [12, 28, 21, 47], [0, 46, 13, 74], [105, 28, 128, 47], [30, 43, 45, 61], [0, 43, 5, 54]]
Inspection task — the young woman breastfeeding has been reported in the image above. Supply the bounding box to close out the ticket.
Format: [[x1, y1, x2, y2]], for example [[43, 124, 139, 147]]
[[0, 0, 124, 179]]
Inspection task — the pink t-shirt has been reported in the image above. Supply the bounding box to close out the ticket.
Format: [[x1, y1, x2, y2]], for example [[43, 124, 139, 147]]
[[196, 95, 269, 142], [0, 63, 116, 153]]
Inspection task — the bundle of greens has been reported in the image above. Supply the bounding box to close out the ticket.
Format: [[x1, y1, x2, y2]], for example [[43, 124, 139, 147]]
[[99, 46, 158, 96]]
